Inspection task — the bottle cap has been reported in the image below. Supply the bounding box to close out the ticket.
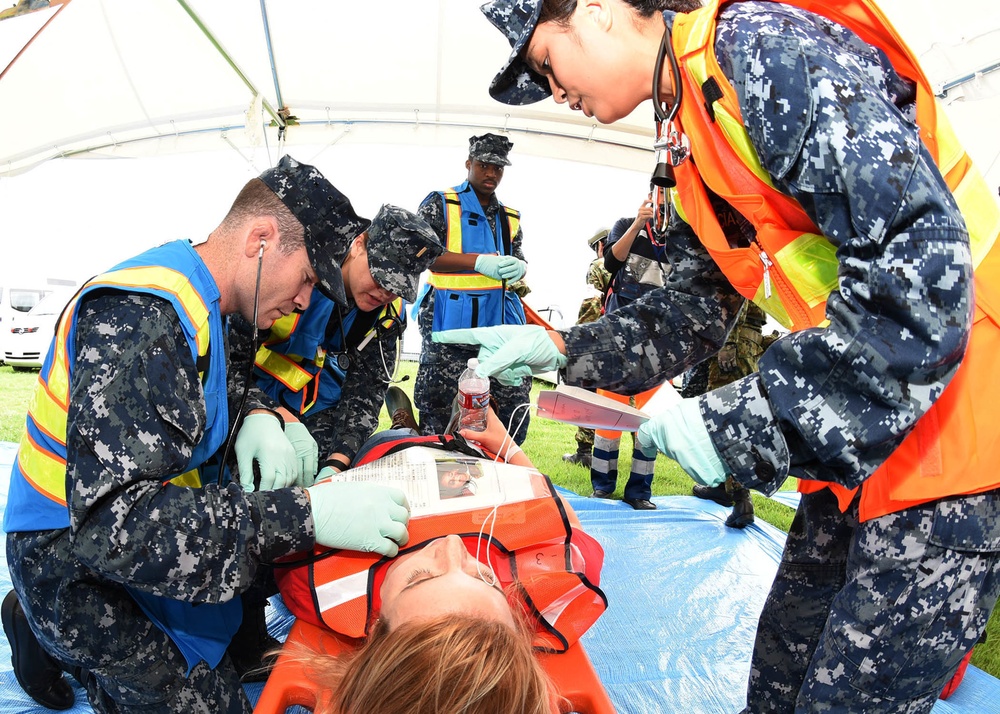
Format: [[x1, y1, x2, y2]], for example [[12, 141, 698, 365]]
[[468, 358, 479, 369]]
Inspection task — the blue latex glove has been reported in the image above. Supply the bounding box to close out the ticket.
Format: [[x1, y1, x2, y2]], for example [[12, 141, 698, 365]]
[[235, 413, 301, 492], [635, 398, 727, 487], [474, 254, 526, 281], [306, 481, 410, 556], [284, 421, 319, 486], [433, 325, 567, 386]]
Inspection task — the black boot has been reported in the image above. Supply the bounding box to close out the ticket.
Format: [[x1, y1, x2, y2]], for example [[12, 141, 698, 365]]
[[226, 599, 282, 683], [561, 449, 592, 469], [385, 385, 420, 433], [725, 483, 755, 529], [1, 590, 74, 710], [692, 482, 734, 507]]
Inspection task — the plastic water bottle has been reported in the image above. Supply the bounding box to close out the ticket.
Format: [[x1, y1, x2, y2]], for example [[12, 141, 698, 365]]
[[457, 358, 490, 432]]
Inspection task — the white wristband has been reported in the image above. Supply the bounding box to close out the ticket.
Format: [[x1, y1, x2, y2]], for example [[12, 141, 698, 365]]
[[504, 442, 522, 461]]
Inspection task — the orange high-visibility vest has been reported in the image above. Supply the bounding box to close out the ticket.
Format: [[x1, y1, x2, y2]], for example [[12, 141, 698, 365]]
[[670, 0, 1000, 520]]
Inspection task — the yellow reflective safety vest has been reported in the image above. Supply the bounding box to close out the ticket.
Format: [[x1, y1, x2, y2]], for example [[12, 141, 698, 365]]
[[670, 0, 1000, 520], [424, 181, 526, 330], [4, 240, 230, 532]]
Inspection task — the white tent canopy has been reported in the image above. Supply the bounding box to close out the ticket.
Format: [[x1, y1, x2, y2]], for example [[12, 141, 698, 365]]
[[2, 0, 1000, 183], [0, 0, 660, 177]]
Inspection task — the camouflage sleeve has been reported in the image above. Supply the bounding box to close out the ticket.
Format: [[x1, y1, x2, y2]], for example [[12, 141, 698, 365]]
[[559, 216, 744, 392], [65, 292, 313, 604], [701, 4, 973, 492], [418, 192, 448, 245], [312, 324, 398, 462]]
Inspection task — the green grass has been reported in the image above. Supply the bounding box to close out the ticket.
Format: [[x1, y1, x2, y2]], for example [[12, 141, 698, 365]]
[[0, 365, 36, 443], [3, 360, 996, 678]]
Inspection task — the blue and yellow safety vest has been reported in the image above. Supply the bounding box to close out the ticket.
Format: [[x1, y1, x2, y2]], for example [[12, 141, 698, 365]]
[[4, 240, 229, 532], [424, 181, 525, 331], [253, 292, 405, 416]]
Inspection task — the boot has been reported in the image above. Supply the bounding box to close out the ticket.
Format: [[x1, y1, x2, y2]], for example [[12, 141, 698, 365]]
[[385, 385, 419, 432], [226, 599, 282, 684], [725, 482, 755, 529], [692, 482, 734, 507], [561, 449, 592, 469], [1, 590, 74, 710]]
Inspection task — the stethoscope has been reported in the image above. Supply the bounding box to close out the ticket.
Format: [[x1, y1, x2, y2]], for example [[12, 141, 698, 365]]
[[330, 298, 407, 385], [649, 23, 691, 241], [216, 239, 267, 485]]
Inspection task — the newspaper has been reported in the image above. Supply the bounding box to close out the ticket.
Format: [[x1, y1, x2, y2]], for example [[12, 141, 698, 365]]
[[323, 446, 549, 517]]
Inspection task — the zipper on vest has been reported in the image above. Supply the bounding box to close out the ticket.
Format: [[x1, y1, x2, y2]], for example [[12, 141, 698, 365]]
[[759, 250, 773, 299], [750, 237, 810, 329]]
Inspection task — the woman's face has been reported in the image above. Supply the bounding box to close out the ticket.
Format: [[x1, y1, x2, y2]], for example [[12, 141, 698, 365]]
[[379, 535, 515, 629], [342, 235, 395, 312], [439, 467, 470, 490], [524, 2, 649, 124]]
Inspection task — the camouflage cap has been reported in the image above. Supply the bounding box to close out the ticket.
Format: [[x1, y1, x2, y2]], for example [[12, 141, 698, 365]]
[[258, 155, 370, 306], [480, 0, 550, 106], [366, 204, 444, 302], [588, 228, 610, 251], [468, 133, 514, 167]]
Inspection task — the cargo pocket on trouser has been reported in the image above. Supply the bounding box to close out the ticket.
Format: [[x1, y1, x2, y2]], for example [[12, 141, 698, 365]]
[[830, 491, 1000, 702]]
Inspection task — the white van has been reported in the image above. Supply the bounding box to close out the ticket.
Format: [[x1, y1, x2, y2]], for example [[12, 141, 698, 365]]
[[0, 285, 54, 366]]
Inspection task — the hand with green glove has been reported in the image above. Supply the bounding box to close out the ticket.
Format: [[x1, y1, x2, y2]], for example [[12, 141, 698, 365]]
[[235, 413, 301, 492], [306, 480, 410, 556], [635, 398, 728, 487], [284, 421, 319, 486], [474, 254, 526, 281], [433, 325, 567, 386]]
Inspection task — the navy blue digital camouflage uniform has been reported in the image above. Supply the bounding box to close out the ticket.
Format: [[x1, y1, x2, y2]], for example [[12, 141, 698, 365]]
[[228, 205, 442, 465], [7, 293, 314, 713], [414, 168, 532, 445], [227, 303, 401, 465], [493, 3, 1000, 712]]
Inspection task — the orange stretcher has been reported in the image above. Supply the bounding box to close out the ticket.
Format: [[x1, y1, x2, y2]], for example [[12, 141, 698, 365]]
[[253, 618, 616, 714]]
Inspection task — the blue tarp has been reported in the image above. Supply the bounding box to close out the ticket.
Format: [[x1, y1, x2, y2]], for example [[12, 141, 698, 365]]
[[1, 441, 997, 713]]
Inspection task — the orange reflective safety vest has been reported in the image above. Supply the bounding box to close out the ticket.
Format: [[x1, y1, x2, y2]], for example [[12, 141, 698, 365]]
[[274, 437, 607, 653], [670, 0, 1000, 520]]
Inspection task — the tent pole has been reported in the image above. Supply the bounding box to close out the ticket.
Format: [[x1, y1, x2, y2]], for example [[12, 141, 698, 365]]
[[174, 0, 286, 132]]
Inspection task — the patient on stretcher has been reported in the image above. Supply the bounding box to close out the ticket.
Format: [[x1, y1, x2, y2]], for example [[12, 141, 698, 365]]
[[274, 406, 607, 714]]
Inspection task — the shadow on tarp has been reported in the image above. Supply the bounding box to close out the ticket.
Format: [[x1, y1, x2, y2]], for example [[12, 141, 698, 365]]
[[0, 441, 996, 713]]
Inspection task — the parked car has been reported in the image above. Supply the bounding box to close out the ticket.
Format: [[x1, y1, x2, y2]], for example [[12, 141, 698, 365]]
[[4, 290, 73, 370], [0, 284, 52, 365]]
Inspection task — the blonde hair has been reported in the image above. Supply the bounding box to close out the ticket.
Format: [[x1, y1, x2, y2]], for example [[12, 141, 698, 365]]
[[303, 613, 560, 714]]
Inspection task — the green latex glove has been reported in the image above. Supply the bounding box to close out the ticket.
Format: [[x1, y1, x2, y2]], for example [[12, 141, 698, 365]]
[[284, 421, 319, 486], [316, 465, 337, 483], [433, 325, 567, 386], [306, 480, 410, 556], [635, 397, 728, 487], [235, 413, 301, 492], [474, 254, 526, 281]]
